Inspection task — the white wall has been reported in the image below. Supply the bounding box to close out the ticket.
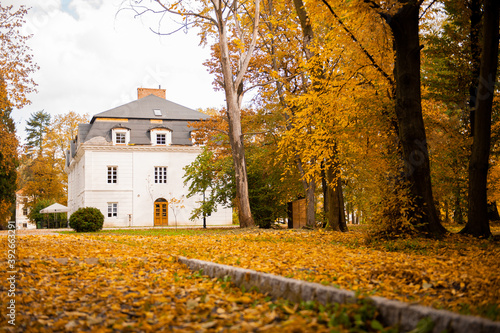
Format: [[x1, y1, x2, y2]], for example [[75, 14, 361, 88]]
[[15, 194, 35, 229], [67, 145, 233, 227]]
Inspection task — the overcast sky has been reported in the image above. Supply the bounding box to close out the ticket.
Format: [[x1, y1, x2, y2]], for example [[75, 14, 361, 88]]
[[8, 0, 226, 143]]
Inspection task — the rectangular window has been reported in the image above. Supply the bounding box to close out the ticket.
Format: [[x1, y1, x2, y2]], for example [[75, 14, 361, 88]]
[[22, 207, 28, 216], [156, 133, 166, 145], [154, 167, 167, 183], [108, 203, 117, 217], [115, 132, 126, 144], [107, 166, 117, 184]]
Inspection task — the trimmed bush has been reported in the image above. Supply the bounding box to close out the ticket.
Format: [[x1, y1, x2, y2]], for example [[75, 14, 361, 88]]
[[69, 207, 104, 232]]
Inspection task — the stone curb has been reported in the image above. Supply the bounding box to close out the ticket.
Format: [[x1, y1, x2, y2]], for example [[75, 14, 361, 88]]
[[177, 256, 500, 333]]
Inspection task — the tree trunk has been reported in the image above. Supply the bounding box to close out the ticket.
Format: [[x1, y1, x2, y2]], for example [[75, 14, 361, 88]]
[[325, 163, 347, 231], [217, 10, 255, 228], [297, 159, 316, 227], [322, 166, 328, 227], [387, 2, 446, 236], [454, 187, 464, 224], [468, 0, 482, 136], [305, 179, 316, 227], [226, 96, 254, 228], [461, 0, 499, 238]]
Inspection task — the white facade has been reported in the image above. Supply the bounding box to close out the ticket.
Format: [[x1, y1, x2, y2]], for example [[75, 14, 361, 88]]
[[67, 144, 232, 227], [65, 89, 233, 228], [15, 191, 36, 229]]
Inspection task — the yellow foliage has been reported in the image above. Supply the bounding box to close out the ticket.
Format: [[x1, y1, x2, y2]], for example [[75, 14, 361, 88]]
[[0, 4, 38, 108], [2, 228, 499, 331], [0, 232, 398, 332]]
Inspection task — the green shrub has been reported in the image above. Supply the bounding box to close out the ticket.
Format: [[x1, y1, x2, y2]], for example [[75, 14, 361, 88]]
[[28, 199, 54, 226], [69, 207, 104, 232]]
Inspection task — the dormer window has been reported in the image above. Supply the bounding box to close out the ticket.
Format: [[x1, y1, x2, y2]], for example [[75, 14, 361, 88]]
[[151, 128, 171, 146], [153, 109, 162, 116], [156, 133, 166, 145], [116, 132, 126, 144], [112, 128, 130, 145]]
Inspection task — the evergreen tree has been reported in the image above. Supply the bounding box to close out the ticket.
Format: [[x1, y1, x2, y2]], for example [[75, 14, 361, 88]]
[[25, 110, 50, 157]]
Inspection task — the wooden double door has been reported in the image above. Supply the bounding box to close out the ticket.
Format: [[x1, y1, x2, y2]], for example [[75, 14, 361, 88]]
[[154, 199, 168, 226]]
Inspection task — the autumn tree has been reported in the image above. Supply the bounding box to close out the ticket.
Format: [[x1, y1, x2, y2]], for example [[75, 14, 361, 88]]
[[0, 4, 38, 109], [461, 0, 500, 238], [420, 0, 485, 225], [421, 0, 500, 236], [259, 0, 399, 233], [20, 111, 89, 212], [123, 0, 260, 227], [0, 4, 37, 225], [351, 0, 446, 237], [254, 0, 319, 227], [185, 107, 302, 228], [23, 155, 66, 209], [0, 97, 18, 226], [43, 111, 90, 187]]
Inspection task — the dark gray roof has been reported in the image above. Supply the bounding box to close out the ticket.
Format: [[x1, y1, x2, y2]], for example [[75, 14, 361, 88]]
[[91, 94, 210, 122], [77, 124, 91, 144], [82, 119, 196, 145], [78, 95, 207, 146]]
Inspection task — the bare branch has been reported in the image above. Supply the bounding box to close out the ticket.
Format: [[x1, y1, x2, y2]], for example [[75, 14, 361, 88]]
[[234, 0, 261, 90], [241, 69, 304, 95], [242, 130, 271, 136], [419, 0, 438, 20], [322, 0, 394, 87]]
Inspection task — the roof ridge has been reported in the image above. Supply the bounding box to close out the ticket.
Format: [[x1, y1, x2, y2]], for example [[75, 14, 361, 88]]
[[91, 94, 209, 122]]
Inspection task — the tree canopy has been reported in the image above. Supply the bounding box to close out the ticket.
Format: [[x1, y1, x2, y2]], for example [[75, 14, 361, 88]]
[[0, 4, 37, 226], [129, 0, 500, 237]]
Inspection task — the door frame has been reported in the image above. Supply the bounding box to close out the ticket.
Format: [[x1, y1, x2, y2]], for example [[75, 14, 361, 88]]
[[154, 198, 168, 226]]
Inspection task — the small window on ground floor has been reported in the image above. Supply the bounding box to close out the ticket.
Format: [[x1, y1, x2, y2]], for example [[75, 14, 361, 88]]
[[108, 203, 118, 217]]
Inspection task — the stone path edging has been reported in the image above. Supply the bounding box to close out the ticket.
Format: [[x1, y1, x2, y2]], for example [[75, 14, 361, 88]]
[[177, 256, 500, 333]]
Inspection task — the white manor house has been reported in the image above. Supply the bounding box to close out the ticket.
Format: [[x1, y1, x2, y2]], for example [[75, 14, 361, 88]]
[[65, 88, 232, 228]]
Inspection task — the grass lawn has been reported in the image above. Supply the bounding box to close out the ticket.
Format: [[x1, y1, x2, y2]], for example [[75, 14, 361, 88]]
[[2, 225, 499, 331]]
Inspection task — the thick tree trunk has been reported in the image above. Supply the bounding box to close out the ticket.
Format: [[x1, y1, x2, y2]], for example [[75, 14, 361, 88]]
[[461, 0, 499, 238], [327, 174, 347, 231], [387, 2, 446, 236], [468, 0, 482, 136], [325, 163, 347, 231], [217, 12, 255, 228], [226, 96, 255, 228]]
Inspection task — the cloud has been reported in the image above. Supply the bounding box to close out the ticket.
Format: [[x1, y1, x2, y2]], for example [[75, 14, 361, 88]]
[[6, 0, 225, 143]]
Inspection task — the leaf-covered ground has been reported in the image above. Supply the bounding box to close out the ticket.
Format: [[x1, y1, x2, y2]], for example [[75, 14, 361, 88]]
[[1, 227, 499, 331], [1, 231, 396, 333]]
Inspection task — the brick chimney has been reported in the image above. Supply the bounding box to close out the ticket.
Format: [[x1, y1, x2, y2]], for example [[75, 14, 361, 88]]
[[137, 87, 166, 99]]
